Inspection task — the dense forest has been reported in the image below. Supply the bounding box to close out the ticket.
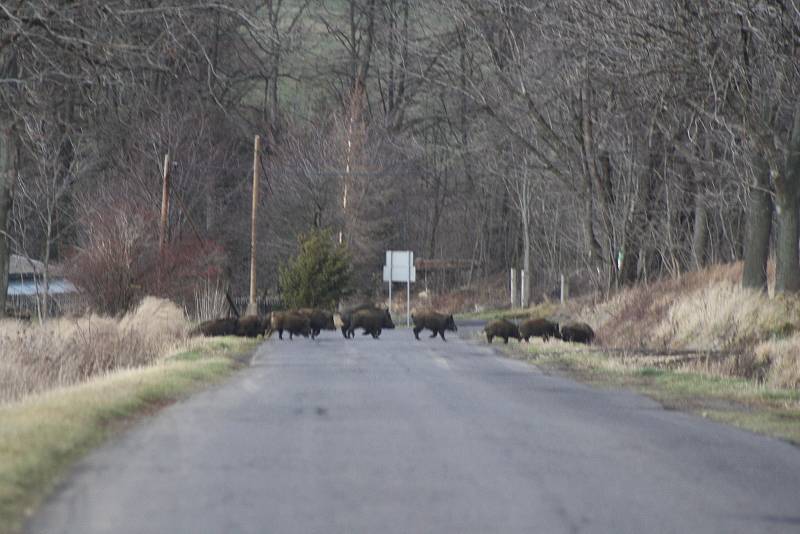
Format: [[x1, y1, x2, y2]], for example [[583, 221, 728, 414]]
[[1, 0, 799, 316]]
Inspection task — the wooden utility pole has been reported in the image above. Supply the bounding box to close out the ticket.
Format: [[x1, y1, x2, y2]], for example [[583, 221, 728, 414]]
[[246, 135, 261, 316], [159, 152, 170, 255]]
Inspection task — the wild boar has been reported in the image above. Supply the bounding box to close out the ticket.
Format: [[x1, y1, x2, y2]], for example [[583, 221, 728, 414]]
[[411, 311, 458, 341], [266, 311, 312, 340], [297, 308, 336, 339], [339, 303, 381, 339], [346, 308, 395, 339], [559, 322, 595, 344], [519, 318, 560, 342], [236, 315, 269, 338], [484, 319, 521, 344], [193, 317, 238, 337]]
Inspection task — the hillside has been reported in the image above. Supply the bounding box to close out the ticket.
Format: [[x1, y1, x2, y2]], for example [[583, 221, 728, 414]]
[[480, 262, 799, 390]]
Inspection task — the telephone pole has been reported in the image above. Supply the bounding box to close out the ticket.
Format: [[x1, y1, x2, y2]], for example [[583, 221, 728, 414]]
[[246, 136, 261, 316]]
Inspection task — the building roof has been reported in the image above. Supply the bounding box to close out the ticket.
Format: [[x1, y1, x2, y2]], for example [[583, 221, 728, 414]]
[[7, 279, 77, 296], [10, 254, 45, 275], [414, 258, 475, 272]]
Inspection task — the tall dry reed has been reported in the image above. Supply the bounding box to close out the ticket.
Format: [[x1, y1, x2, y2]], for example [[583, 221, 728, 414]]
[[585, 262, 800, 387], [190, 279, 228, 322], [0, 297, 189, 403]]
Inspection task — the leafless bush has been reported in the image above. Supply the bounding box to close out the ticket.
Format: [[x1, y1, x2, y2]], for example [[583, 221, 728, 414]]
[[0, 297, 188, 404], [65, 189, 226, 315], [66, 195, 157, 315]]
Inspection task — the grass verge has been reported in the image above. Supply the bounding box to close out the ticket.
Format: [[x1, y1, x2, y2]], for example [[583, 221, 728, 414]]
[[456, 304, 557, 322], [0, 336, 258, 534], [489, 337, 800, 445]]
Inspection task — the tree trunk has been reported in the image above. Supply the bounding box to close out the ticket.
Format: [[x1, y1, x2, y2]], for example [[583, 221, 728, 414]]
[[353, 0, 377, 94], [692, 190, 708, 270], [205, 171, 216, 234], [619, 161, 652, 286], [0, 128, 15, 318], [582, 172, 603, 265], [742, 156, 773, 291], [521, 217, 531, 308], [579, 76, 609, 268], [774, 178, 799, 293], [41, 212, 54, 321], [427, 176, 441, 258], [775, 104, 800, 293]]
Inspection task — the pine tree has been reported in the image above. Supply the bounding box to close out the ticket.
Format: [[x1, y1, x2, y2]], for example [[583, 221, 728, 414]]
[[279, 229, 352, 309]]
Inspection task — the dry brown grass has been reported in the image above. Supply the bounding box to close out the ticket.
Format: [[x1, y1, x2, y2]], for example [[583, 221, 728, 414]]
[[579, 262, 800, 388], [190, 279, 228, 322], [753, 336, 800, 389], [589, 263, 743, 347], [0, 297, 189, 404]]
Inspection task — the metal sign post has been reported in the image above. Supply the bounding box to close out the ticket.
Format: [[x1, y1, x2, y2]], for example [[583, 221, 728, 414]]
[[510, 268, 518, 308], [383, 250, 415, 327], [407, 252, 411, 327]]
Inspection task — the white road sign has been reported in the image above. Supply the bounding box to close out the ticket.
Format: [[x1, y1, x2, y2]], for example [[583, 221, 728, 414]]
[[383, 250, 416, 282]]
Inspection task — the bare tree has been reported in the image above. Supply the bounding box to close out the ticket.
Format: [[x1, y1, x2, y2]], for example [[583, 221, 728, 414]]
[[12, 115, 86, 319]]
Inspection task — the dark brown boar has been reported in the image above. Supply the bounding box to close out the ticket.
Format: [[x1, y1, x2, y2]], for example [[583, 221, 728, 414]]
[[412, 311, 457, 341], [297, 308, 336, 338], [283, 312, 312, 340], [236, 315, 269, 338], [339, 303, 380, 339], [346, 308, 395, 339], [559, 322, 595, 344], [193, 317, 238, 337], [519, 318, 560, 342], [266, 311, 311, 340], [484, 319, 521, 344]]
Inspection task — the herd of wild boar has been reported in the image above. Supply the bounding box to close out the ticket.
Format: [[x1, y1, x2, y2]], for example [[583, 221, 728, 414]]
[[483, 318, 594, 345], [191, 304, 398, 341], [192, 305, 594, 346]]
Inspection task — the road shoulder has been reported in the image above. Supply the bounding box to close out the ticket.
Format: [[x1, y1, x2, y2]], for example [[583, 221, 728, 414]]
[[0, 337, 258, 534], [462, 329, 800, 446]]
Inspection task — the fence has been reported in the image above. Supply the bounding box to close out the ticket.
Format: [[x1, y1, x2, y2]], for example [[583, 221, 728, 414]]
[[230, 295, 284, 317], [5, 292, 284, 320], [5, 293, 89, 318]]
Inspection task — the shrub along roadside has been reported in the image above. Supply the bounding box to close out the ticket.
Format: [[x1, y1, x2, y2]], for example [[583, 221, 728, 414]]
[[278, 228, 352, 310], [0, 297, 192, 404], [0, 337, 257, 534]]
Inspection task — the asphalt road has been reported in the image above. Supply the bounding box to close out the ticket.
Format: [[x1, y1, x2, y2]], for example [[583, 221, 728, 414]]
[[28, 329, 800, 533]]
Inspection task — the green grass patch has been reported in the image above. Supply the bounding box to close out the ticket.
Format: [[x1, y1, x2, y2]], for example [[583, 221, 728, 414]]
[[0, 337, 258, 534], [456, 303, 559, 322], [488, 337, 800, 445]]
